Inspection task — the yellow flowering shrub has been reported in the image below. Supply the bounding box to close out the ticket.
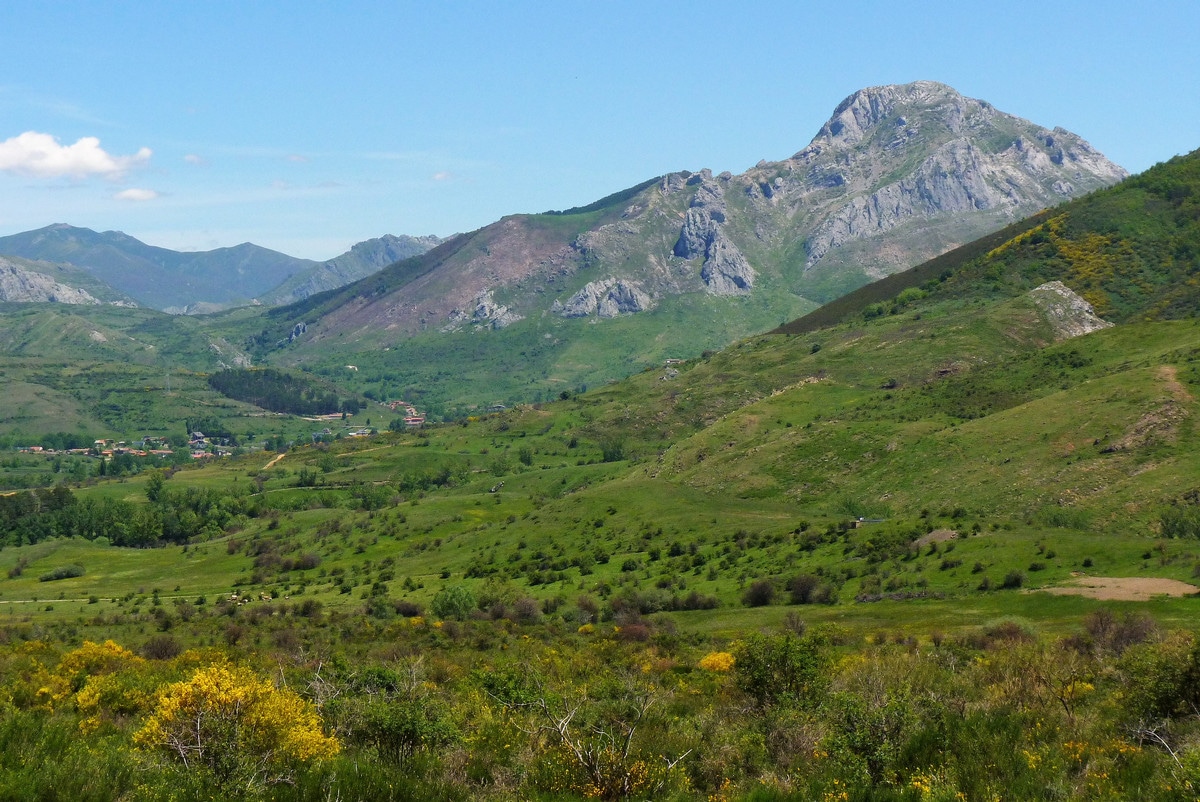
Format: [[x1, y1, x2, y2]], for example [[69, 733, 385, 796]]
[[699, 652, 735, 672], [134, 664, 339, 790], [58, 640, 143, 681], [29, 665, 71, 710], [22, 639, 146, 712], [75, 670, 159, 734]]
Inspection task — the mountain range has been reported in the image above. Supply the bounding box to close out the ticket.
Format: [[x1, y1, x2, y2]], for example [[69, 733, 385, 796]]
[[236, 82, 1125, 412], [0, 226, 443, 313], [0, 98, 1198, 802], [279, 84, 1112, 335], [0, 81, 1132, 416]]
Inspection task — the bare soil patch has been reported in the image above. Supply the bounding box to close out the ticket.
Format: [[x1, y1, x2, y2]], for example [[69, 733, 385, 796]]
[[1040, 576, 1199, 601], [914, 529, 958, 548]]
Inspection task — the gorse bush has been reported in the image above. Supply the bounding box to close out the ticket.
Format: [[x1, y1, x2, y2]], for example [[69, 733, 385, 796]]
[[133, 664, 339, 792]]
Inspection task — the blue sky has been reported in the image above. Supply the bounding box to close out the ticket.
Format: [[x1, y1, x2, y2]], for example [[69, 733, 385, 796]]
[[1, 1, 1196, 260]]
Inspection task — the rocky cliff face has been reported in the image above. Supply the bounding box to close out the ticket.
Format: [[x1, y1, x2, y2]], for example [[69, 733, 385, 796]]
[[282, 82, 1127, 348], [673, 171, 757, 295], [554, 278, 652, 317], [0, 258, 102, 304]]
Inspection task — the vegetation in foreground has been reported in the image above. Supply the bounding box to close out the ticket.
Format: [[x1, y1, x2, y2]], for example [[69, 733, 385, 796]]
[[5, 607, 1200, 801]]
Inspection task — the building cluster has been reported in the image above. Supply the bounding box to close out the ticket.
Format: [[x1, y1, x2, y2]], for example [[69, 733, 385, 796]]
[[386, 400, 425, 428]]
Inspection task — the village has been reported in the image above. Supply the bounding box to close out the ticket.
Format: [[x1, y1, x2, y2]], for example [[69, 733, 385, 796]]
[[12, 398, 428, 464]]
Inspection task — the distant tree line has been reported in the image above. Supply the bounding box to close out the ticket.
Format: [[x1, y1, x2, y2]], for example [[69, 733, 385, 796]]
[[0, 479, 263, 549], [207, 368, 363, 416]]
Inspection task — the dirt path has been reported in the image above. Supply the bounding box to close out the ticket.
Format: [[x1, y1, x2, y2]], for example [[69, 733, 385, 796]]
[[263, 452, 286, 470], [1159, 365, 1195, 403], [1040, 576, 1199, 601]]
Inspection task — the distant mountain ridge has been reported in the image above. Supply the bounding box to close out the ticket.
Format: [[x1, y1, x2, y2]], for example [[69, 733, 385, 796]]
[[0, 226, 443, 314], [0, 224, 317, 312], [260, 234, 445, 306]]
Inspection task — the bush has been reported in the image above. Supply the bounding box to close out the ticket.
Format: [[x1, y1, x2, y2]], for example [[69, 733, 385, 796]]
[[1160, 492, 1200, 538], [1001, 570, 1026, 589], [743, 579, 777, 607], [39, 564, 84, 582], [599, 439, 626, 463], [133, 664, 339, 792], [141, 634, 182, 660], [788, 573, 837, 604], [431, 585, 476, 620], [293, 552, 321, 570], [393, 599, 422, 617], [734, 630, 831, 707], [699, 652, 735, 672], [351, 697, 458, 765], [1082, 608, 1158, 655]]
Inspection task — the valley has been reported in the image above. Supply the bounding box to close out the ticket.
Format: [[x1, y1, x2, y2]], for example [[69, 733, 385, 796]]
[[0, 90, 1197, 800]]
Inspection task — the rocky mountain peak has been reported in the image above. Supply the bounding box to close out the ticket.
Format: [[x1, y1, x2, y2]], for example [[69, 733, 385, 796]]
[[277, 82, 1130, 353], [741, 82, 1131, 282], [812, 81, 967, 147]]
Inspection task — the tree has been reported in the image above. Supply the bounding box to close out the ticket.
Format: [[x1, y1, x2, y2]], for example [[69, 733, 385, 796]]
[[134, 664, 339, 792], [431, 584, 476, 620], [145, 469, 166, 503]]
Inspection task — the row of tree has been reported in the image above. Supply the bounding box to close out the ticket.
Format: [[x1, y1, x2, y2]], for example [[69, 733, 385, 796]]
[[208, 368, 363, 416]]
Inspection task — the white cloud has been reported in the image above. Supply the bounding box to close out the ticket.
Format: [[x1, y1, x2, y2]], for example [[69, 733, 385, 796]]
[[0, 131, 151, 178], [432, 171, 453, 181], [183, 153, 208, 166], [287, 154, 309, 163], [114, 188, 159, 201]]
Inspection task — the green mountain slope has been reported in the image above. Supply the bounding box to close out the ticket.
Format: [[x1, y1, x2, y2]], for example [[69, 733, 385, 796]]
[[778, 149, 1200, 336], [220, 82, 1124, 414]]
